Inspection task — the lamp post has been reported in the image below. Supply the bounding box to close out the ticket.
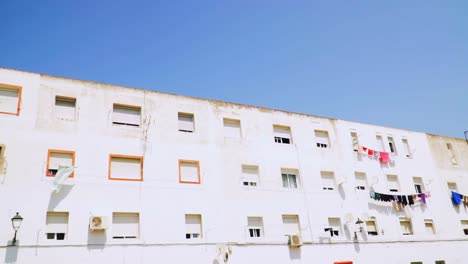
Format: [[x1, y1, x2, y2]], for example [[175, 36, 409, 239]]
[[354, 218, 364, 240], [11, 212, 23, 246]]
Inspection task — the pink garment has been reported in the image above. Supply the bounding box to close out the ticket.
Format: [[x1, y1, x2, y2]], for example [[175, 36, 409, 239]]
[[379, 151, 391, 163]]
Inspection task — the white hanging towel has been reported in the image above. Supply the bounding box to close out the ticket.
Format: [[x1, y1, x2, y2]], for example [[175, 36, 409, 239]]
[[51, 166, 76, 193]]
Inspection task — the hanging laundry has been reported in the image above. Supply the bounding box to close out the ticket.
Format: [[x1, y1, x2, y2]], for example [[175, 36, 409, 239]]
[[452, 191, 462, 205], [408, 195, 414, 205], [392, 200, 401, 211], [379, 152, 391, 163], [463, 196, 468, 207], [367, 148, 374, 156], [373, 151, 380, 159], [418, 193, 426, 204]]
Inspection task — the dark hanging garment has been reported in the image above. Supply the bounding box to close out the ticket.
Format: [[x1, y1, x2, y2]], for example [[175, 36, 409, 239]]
[[408, 195, 414, 205]]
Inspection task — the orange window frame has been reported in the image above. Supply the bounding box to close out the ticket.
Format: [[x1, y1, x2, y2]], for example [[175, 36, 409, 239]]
[[0, 83, 22, 116], [46, 149, 76, 177], [178, 160, 201, 184], [108, 154, 144, 182]]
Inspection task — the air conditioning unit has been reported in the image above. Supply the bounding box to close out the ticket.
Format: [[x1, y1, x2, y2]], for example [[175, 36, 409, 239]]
[[288, 235, 303, 247], [89, 216, 108, 231]]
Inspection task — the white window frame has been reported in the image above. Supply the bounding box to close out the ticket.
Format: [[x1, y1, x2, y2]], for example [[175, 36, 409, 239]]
[[112, 212, 140, 239], [281, 169, 299, 189], [178, 112, 195, 133], [315, 130, 330, 148], [282, 215, 300, 236], [321, 171, 336, 191], [354, 172, 367, 191], [387, 174, 400, 192], [461, 220, 468, 235], [223, 118, 242, 139], [400, 217, 413, 235], [387, 136, 397, 155], [185, 214, 202, 239], [413, 177, 425, 194], [55, 96, 77, 121], [447, 143, 458, 165], [366, 217, 378, 236], [273, 125, 292, 144], [402, 138, 412, 157], [241, 165, 259, 187], [112, 104, 141, 127], [327, 217, 342, 237], [247, 217, 264, 238], [46, 212, 69, 241], [424, 219, 435, 235]]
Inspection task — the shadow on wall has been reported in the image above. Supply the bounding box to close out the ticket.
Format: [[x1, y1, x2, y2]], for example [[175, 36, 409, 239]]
[[47, 185, 74, 210], [4, 243, 19, 264], [289, 247, 301, 260], [87, 230, 107, 251]]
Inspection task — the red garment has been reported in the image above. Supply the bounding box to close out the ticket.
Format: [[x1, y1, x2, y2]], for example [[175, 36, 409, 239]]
[[362, 147, 368, 152], [367, 149, 374, 156], [379, 152, 390, 163]]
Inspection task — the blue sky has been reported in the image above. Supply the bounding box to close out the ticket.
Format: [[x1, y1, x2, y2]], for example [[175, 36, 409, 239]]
[[1, 1, 467, 138]]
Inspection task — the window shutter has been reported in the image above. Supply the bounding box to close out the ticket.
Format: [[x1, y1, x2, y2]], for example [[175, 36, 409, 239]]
[[282, 215, 299, 235], [248, 217, 263, 227], [113, 213, 139, 238], [55, 98, 76, 119], [242, 166, 259, 183], [224, 119, 241, 138], [366, 219, 377, 232], [113, 105, 140, 126], [180, 162, 199, 182], [111, 157, 142, 180], [0, 88, 19, 113], [185, 215, 201, 234], [321, 172, 335, 189], [46, 212, 68, 233], [387, 175, 400, 191], [315, 131, 330, 145], [49, 153, 73, 170], [355, 172, 367, 187], [178, 114, 194, 131], [273, 126, 291, 140]]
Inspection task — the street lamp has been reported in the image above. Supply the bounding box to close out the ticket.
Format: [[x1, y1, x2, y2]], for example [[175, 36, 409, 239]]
[[11, 212, 23, 246], [354, 218, 364, 240]]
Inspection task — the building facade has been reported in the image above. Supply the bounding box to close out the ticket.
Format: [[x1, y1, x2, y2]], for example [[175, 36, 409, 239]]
[[0, 67, 467, 264]]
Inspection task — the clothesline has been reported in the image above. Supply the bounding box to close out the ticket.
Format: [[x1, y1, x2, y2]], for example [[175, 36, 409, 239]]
[[354, 144, 392, 164], [451, 191, 468, 206], [370, 190, 430, 209]]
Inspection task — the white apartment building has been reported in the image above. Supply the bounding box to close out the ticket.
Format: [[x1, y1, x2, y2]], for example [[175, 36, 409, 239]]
[[0, 67, 467, 264]]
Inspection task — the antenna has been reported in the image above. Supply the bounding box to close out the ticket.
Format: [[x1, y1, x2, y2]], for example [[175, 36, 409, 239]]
[[464, 130, 468, 144]]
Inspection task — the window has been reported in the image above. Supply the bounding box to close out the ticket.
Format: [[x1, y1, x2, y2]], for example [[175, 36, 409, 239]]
[[351, 131, 359, 151], [273, 125, 292, 144], [400, 217, 413, 235], [424, 219, 435, 235], [282, 215, 300, 235], [55, 96, 76, 120], [447, 182, 458, 192], [0, 83, 21, 115], [366, 217, 378, 236], [461, 220, 468, 235], [178, 113, 195, 133], [402, 138, 412, 157], [446, 143, 457, 165], [109, 155, 143, 181], [179, 160, 201, 184], [435, 261, 446, 264], [387, 136, 397, 154], [413, 177, 425, 194], [247, 217, 264, 238], [185, 214, 202, 239], [223, 118, 241, 139], [354, 172, 367, 190], [112, 213, 139, 239], [315, 130, 330, 148], [327, 218, 343, 237], [410, 262, 423, 264], [321, 171, 336, 191], [46, 212, 69, 240], [281, 169, 298, 189], [112, 104, 141, 127], [241, 165, 259, 187], [387, 175, 400, 192], [376, 135, 385, 151], [46, 150, 75, 177]]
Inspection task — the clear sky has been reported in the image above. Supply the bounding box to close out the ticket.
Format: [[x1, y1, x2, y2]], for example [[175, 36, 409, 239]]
[[1, 1, 467, 138]]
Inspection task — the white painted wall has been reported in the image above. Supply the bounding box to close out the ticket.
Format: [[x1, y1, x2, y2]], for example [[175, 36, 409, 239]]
[[0, 67, 467, 263]]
